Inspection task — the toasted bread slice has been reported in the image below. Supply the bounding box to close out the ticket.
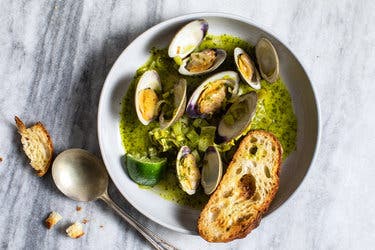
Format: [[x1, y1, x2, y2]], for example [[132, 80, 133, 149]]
[[198, 130, 282, 242], [45, 211, 63, 229], [15, 116, 53, 176]]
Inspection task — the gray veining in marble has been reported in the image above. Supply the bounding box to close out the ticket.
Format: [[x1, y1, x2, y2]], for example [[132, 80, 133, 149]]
[[1, 0, 375, 249]]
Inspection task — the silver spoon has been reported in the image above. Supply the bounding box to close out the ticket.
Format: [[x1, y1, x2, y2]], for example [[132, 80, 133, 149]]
[[52, 148, 177, 250]]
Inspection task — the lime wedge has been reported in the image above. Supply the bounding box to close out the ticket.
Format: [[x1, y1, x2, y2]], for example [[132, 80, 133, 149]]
[[125, 154, 167, 186]]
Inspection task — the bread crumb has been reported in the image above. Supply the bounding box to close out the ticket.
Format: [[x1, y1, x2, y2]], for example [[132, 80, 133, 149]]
[[99, 225, 104, 229], [45, 211, 62, 229], [66, 222, 84, 239], [0, 157, 2, 162], [76, 206, 82, 211], [82, 218, 89, 224]]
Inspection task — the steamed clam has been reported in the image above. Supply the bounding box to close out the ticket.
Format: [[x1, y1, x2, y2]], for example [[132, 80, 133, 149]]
[[215, 92, 258, 144], [186, 71, 239, 118], [176, 146, 201, 195], [168, 19, 208, 61], [178, 49, 226, 75], [201, 146, 223, 195], [234, 47, 261, 90], [255, 38, 280, 83], [135, 70, 162, 125], [159, 79, 187, 129]]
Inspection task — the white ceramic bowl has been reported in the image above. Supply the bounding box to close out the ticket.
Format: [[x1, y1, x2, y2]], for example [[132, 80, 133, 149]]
[[98, 13, 320, 234]]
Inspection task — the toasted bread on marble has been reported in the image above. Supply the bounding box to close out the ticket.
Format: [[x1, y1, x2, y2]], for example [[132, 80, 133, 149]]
[[66, 222, 85, 239], [45, 211, 63, 229], [15, 116, 53, 176], [197, 130, 282, 242]]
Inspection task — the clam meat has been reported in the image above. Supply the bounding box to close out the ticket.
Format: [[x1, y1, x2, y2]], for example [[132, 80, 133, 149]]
[[179, 49, 226, 75], [186, 71, 239, 118], [135, 70, 162, 125], [234, 47, 261, 90], [176, 146, 201, 195]]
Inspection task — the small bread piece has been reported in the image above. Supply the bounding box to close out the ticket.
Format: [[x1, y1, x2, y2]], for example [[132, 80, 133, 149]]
[[198, 130, 282, 242], [15, 116, 53, 176], [45, 211, 63, 229], [66, 222, 85, 239]]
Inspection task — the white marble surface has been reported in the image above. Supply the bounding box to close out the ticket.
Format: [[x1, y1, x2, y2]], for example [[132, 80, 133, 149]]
[[1, 0, 375, 249]]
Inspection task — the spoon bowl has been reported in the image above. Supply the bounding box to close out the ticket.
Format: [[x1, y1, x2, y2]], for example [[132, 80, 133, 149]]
[[52, 149, 108, 202]]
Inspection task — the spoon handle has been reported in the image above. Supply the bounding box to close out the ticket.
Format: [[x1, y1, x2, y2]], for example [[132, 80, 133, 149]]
[[100, 192, 178, 250]]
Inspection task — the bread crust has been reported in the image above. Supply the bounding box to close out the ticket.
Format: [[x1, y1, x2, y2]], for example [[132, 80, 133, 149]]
[[15, 116, 54, 176], [198, 130, 282, 242]]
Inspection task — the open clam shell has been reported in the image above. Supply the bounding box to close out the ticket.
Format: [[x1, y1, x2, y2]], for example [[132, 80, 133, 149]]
[[234, 47, 261, 90], [201, 146, 223, 195], [178, 49, 226, 76], [135, 70, 162, 125], [255, 38, 280, 83], [168, 19, 209, 60], [186, 71, 239, 118], [215, 92, 258, 144], [176, 146, 201, 195], [159, 79, 187, 129]]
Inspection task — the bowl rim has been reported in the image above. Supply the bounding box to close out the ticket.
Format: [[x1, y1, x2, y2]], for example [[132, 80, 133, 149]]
[[97, 11, 321, 233]]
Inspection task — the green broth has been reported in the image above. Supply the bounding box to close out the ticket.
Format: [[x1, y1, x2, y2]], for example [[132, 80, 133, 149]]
[[119, 34, 297, 209]]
